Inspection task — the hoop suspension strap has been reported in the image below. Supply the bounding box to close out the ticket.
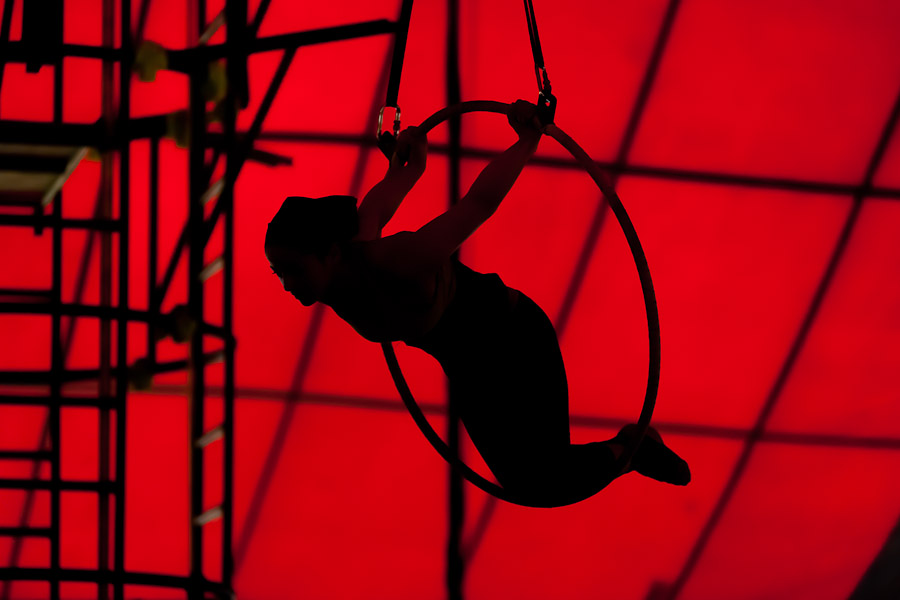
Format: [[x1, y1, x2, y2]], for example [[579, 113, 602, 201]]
[[523, 0, 550, 95], [377, 0, 414, 159], [386, 0, 414, 109]]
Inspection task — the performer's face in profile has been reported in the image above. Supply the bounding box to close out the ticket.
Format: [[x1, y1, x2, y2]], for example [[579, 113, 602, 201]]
[[265, 243, 338, 306]]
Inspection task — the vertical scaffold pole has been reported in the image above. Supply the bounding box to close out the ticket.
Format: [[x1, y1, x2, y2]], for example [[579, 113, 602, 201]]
[[100, 0, 115, 597], [116, 0, 133, 598]]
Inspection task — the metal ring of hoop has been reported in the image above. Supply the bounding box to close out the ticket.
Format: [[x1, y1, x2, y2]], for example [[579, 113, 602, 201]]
[[381, 100, 660, 508]]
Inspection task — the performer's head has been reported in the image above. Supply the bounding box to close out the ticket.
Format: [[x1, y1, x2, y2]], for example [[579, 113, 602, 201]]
[[264, 195, 358, 306]]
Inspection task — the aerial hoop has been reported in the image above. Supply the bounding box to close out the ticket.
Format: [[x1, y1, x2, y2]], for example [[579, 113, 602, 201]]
[[382, 100, 660, 508]]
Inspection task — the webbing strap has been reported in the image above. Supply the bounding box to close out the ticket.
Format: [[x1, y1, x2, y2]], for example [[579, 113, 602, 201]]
[[385, 0, 415, 109], [523, 0, 550, 94]]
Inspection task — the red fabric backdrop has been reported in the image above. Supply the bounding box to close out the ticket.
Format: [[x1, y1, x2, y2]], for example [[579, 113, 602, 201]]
[[1, 0, 899, 598]]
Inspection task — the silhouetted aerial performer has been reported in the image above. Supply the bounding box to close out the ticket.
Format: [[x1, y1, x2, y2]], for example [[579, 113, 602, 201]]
[[264, 100, 690, 507]]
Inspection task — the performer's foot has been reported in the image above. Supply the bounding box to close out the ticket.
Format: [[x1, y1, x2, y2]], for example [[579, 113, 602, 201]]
[[615, 425, 691, 486]]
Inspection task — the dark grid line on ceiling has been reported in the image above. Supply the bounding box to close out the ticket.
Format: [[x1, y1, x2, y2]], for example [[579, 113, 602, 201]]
[[666, 80, 900, 600], [230, 304, 327, 572], [230, 31, 400, 575], [256, 132, 900, 200], [250, 0, 274, 37], [135, 0, 153, 45], [145, 383, 900, 451]]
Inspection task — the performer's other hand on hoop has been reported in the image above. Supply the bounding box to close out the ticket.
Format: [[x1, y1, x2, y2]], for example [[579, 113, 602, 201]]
[[507, 99, 543, 144], [391, 125, 428, 176]]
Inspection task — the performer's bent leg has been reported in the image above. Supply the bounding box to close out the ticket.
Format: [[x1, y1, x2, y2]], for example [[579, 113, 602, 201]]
[[475, 432, 689, 506], [447, 286, 688, 506], [491, 441, 621, 506], [449, 289, 620, 504]]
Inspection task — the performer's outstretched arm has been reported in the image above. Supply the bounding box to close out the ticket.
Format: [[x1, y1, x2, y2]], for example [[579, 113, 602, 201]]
[[413, 100, 544, 249], [356, 127, 427, 239], [459, 128, 540, 218]]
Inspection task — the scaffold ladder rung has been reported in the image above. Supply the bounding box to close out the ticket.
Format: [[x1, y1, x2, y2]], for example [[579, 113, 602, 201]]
[[0, 478, 116, 492], [0, 394, 116, 408], [0, 450, 52, 460], [0, 287, 53, 299], [0, 527, 52, 537]]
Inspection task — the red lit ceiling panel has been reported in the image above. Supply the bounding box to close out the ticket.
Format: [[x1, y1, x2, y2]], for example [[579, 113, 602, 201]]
[[562, 177, 851, 427], [464, 430, 744, 600], [630, 0, 900, 183], [231, 403, 448, 600], [679, 443, 900, 600], [769, 198, 900, 438]]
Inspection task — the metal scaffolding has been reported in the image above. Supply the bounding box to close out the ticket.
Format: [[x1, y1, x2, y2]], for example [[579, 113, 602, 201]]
[[0, 1, 407, 598]]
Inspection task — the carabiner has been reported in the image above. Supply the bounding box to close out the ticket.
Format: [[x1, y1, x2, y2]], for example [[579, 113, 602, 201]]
[[377, 105, 402, 138], [536, 89, 557, 127], [377, 105, 402, 160]]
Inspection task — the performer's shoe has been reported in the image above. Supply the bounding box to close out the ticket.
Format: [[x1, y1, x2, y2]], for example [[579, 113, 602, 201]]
[[615, 424, 691, 486]]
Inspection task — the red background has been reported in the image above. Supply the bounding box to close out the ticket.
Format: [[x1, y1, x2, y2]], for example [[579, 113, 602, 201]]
[[2, 0, 900, 598]]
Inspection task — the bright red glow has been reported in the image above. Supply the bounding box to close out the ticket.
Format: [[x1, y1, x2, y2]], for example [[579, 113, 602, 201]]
[[1, 0, 898, 599]]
